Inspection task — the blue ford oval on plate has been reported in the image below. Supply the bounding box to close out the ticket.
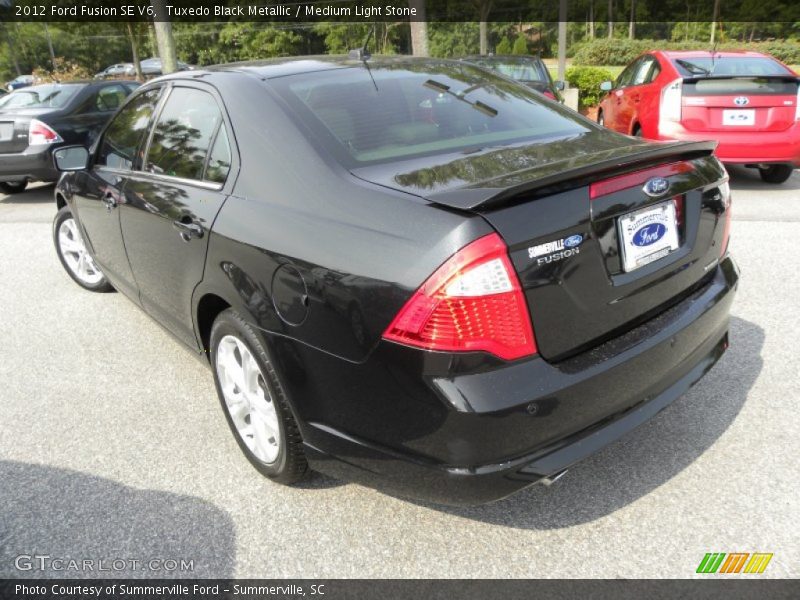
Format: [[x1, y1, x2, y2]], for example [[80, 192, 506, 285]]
[[564, 234, 583, 248], [633, 223, 667, 246]]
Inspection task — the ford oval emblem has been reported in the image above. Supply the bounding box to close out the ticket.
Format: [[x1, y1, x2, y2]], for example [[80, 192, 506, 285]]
[[564, 234, 583, 248], [734, 96, 749, 106], [633, 224, 667, 247], [643, 177, 670, 197]]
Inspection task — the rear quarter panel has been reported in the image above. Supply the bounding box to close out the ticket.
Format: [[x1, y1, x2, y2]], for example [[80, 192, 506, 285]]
[[195, 73, 492, 363]]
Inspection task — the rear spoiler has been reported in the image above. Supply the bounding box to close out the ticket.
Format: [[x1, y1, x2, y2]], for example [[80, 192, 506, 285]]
[[423, 140, 718, 211], [681, 74, 800, 83]]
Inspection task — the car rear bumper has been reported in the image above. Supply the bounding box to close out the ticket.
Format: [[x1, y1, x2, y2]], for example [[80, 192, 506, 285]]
[[657, 122, 800, 165], [0, 145, 60, 183], [298, 256, 739, 505]]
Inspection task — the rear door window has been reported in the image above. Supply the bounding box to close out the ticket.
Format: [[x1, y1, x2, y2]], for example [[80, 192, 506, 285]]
[[95, 84, 130, 112], [145, 87, 223, 181]]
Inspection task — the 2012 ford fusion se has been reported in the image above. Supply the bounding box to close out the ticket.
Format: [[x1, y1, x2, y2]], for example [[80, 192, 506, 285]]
[[52, 56, 738, 505]]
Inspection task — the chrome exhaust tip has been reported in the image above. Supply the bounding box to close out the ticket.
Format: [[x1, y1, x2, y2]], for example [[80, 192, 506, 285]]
[[539, 469, 568, 487]]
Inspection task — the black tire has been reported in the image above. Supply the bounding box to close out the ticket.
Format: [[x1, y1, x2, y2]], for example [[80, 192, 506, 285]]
[[597, 111, 604, 126], [632, 125, 643, 137], [210, 308, 308, 484], [53, 206, 114, 292], [758, 164, 794, 184], [0, 181, 28, 194]]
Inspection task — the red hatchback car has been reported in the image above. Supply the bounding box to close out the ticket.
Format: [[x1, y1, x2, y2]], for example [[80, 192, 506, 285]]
[[598, 50, 800, 183]]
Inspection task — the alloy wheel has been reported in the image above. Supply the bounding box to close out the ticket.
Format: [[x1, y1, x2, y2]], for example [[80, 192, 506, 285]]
[[57, 218, 104, 286], [215, 334, 281, 464]]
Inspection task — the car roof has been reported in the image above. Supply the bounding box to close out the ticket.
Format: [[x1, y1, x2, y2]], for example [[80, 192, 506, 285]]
[[461, 54, 545, 62], [155, 55, 464, 81], [660, 50, 773, 59]]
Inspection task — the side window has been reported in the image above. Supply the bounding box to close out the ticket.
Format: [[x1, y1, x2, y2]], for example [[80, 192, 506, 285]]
[[632, 57, 657, 86], [204, 126, 232, 184], [646, 61, 662, 84], [97, 88, 161, 170], [145, 87, 222, 181], [95, 84, 129, 112], [616, 59, 640, 89]]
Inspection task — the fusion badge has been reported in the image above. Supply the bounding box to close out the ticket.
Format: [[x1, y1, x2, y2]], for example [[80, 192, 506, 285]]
[[528, 234, 584, 265]]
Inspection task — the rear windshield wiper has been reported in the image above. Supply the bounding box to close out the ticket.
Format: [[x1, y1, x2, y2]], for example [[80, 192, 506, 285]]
[[675, 59, 711, 76], [423, 79, 498, 117]]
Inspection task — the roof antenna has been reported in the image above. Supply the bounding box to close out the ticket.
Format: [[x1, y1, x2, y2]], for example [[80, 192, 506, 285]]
[[710, 40, 718, 73], [350, 25, 379, 91], [349, 24, 374, 62]]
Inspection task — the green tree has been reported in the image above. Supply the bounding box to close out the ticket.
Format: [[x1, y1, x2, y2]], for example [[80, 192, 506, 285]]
[[496, 37, 513, 54], [512, 34, 528, 55]]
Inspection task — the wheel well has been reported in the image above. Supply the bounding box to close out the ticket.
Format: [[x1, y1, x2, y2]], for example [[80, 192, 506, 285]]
[[196, 294, 230, 359], [56, 193, 66, 210], [632, 123, 642, 134]]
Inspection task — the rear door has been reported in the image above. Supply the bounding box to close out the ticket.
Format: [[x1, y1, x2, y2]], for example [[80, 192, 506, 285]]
[[120, 83, 236, 348]]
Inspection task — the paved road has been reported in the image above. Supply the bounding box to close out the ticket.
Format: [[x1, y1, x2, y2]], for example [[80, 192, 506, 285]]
[[1, 166, 798, 579]]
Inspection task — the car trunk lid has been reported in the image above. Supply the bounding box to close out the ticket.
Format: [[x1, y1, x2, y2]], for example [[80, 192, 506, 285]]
[[353, 137, 729, 360], [680, 75, 798, 133]]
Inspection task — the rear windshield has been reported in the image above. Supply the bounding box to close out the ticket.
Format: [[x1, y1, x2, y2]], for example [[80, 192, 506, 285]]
[[671, 56, 793, 77], [467, 58, 549, 83], [0, 84, 81, 109], [270, 62, 588, 166]]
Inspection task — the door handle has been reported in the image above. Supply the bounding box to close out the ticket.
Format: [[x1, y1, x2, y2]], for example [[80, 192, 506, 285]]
[[102, 192, 117, 211], [173, 218, 204, 241]]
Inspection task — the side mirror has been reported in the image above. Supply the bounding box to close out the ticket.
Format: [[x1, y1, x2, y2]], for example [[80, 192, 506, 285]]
[[600, 81, 614, 92], [54, 145, 89, 171], [554, 80, 565, 91]]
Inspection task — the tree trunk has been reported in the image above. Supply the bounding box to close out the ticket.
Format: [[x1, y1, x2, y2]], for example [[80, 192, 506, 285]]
[[479, 21, 488, 55], [150, 0, 178, 74], [607, 0, 614, 39], [628, 0, 635, 39], [127, 22, 144, 81], [2, 24, 22, 76], [408, 0, 428, 57], [710, 0, 721, 45], [588, 1, 595, 39], [43, 24, 57, 72], [557, 0, 567, 83]]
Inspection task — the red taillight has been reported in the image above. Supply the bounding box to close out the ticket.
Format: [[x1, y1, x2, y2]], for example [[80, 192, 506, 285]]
[[28, 119, 61, 145], [383, 233, 537, 361], [589, 161, 695, 200], [543, 90, 556, 100]]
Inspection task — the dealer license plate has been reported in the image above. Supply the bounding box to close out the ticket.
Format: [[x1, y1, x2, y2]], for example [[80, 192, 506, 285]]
[[722, 109, 755, 126], [618, 201, 680, 272]]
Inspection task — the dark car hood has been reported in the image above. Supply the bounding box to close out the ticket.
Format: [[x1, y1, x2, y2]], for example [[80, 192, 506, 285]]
[[351, 132, 717, 211]]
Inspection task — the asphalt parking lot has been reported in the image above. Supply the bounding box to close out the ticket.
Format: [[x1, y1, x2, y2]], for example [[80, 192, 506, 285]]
[[1, 165, 798, 579]]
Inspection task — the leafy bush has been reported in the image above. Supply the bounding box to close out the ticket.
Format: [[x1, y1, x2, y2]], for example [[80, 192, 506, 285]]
[[495, 37, 513, 55], [512, 34, 529, 55], [565, 66, 615, 108], [759, 41, 800, 65], [573, 37, 800, 67], [32, 57, 93, 82], [572, 39, 653, 66]]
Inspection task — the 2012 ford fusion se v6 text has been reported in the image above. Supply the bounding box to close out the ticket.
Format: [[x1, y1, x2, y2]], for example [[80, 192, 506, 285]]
[[51, 56, 738, 505]]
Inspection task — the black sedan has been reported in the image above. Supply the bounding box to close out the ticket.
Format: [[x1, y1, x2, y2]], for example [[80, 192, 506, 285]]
[[460, 54, 565, 101], [0, 80, 138, 194], [51, 56, 738, 505]]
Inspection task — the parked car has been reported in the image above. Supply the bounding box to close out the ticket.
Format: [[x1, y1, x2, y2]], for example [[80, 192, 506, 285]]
[[6, 74, 35, 91], [0, 80, 138, 194], [139, 57, 193, 76], [460, 54, 565, 101], [598, 50, 800, 183], [50, 56, 737, 505], [95, 63, 135, 79]]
